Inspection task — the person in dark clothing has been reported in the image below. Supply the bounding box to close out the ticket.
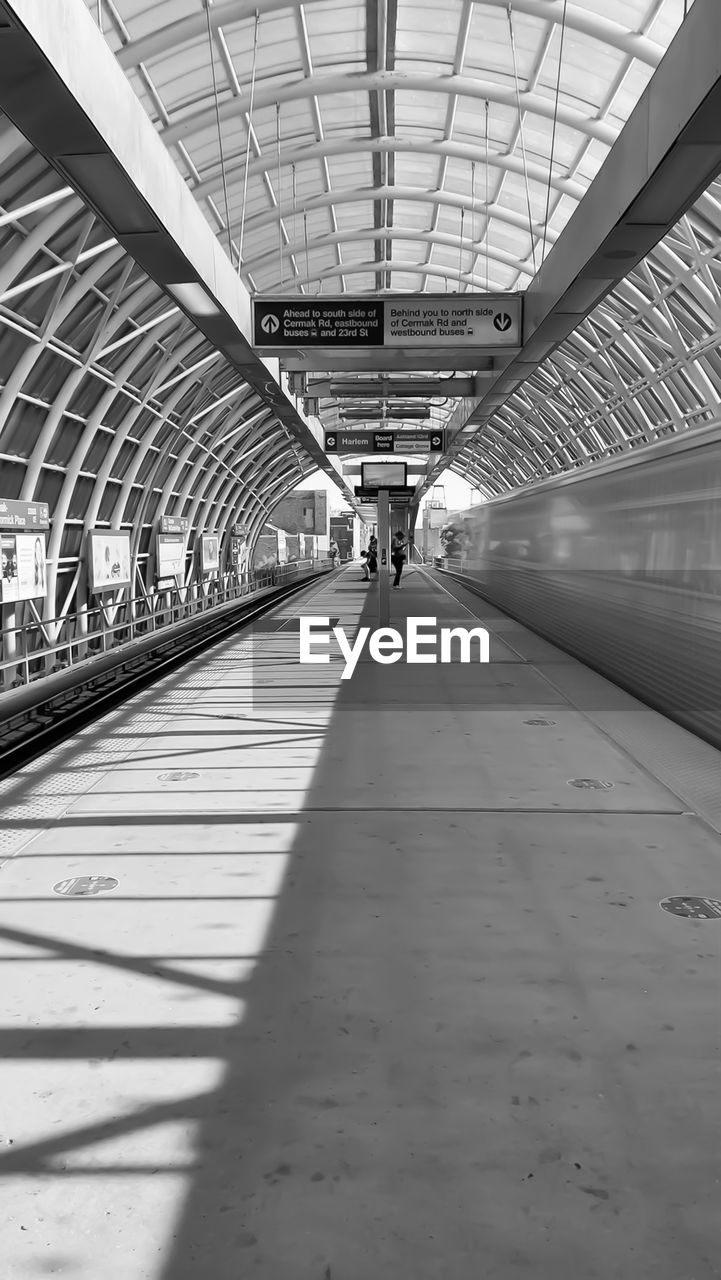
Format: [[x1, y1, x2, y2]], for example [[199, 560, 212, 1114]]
[[391, 530, 407, 587], [363, 535, 378, 581]]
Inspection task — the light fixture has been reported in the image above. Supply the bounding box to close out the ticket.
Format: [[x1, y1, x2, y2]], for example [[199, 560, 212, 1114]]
[[168, 282, 222, 318]]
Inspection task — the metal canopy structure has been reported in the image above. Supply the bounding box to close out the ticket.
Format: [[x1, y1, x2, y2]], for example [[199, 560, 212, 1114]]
[[2, 0, 720, 619], [74, 0, 711, 501]]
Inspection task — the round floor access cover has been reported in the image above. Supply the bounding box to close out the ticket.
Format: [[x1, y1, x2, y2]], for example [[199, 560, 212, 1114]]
[[659, 896, 721, 919], [53, 876, 118, 897]]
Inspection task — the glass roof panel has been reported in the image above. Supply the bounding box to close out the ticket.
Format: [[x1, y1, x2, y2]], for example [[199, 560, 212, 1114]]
[[75, 0, 696, 466]]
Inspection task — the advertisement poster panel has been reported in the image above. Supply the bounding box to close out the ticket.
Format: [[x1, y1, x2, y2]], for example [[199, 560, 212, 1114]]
[[253, 532, 277, 569], [2, 533, 47, 602], [201, 534, 220, 572], [2, 534, 18, 602], [330, 514, 354, 561], [156, 533, 186, 581], [231, 535, 249, 574], [89, 531, 132, 592]]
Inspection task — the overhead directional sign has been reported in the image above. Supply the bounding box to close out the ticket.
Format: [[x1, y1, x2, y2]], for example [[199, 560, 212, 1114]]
[[254, 295, 521, 350], [325, 429, 444, 454]]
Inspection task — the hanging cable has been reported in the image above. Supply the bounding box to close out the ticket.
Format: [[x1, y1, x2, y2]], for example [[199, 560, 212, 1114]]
[[303, 210, 310, 293], [292, 163, 298, 292], [276, 103, 283, 289], [542, 0, 568, 267], [237, 8, 260, 277], [458, 203, 465, 292], [471, 159, 477, 290], [484, 100, 489, 291], [204, 1, 233, 259], [507, 4, 537, 275]]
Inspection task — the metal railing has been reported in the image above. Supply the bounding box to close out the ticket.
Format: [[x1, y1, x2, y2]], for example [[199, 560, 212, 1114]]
[[2, 560, 327, 691]]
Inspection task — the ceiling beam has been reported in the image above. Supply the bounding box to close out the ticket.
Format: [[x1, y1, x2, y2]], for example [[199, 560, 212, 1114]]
[[191, 137, 585, 213], [117, 0, 664, 74], [161, 71, 618, 151]]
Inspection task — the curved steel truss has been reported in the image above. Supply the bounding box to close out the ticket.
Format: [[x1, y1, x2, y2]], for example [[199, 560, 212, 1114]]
[[0, 118, 316, 635]]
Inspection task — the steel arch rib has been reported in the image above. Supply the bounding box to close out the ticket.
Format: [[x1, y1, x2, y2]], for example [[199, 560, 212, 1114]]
[[161, 72, 618, 150], [192, 139, 587, 205], [117, 0, 663, 72], [249, 225, 548, 278], [269, 257, 534, 290]]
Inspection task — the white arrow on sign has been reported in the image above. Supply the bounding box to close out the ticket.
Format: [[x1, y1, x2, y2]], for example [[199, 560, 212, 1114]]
[[493, 312, 512, 332], [431, 434, 442, 448], [261, 314, 280, 335]]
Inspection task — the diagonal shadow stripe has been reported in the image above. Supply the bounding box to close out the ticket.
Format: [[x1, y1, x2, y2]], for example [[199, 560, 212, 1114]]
[[0, 924, 248, 997]]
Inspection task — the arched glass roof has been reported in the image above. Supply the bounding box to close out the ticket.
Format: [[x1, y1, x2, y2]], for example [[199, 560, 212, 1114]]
[[77, 0, 707, 500], [87, 0, 687, 296]]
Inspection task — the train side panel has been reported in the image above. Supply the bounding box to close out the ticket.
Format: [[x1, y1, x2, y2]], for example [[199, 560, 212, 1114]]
[[443, 429, 721, 744]]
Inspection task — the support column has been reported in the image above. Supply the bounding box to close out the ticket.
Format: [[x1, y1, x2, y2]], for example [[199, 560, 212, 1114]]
[[377, 488, 389, 628]]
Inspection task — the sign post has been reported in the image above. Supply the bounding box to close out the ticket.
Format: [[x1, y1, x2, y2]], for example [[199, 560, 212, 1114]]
[[377, 489, 390, 629]]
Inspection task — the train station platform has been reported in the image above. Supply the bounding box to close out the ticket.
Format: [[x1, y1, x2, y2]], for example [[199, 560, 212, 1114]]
[[1, 563, 721, 1279]]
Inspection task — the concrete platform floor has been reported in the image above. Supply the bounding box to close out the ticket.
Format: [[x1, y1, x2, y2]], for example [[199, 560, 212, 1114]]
[[1, 563, 721, 1279]]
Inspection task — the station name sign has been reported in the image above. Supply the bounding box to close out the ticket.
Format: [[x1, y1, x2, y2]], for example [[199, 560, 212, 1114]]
[[160, 515, 189, 534], [0, 498, 50, 530], [325, 429, 444, 454], [253, 294, 521, 350]]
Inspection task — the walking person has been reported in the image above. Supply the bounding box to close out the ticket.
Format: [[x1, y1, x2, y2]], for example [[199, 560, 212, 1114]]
[[391, 529, 407, 588]]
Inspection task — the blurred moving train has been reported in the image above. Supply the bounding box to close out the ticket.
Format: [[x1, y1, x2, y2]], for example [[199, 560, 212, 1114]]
[[438, 422, 721, 747]]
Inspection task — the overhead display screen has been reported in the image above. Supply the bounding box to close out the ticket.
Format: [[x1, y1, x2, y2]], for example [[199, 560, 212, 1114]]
[[361, 461, 407, 489]]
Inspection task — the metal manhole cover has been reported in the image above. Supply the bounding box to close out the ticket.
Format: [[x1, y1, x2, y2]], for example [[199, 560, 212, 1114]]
[[660, 896, 721, 920], [567, 778, 614, 790], [54, 876, 118, 897], [524, 719, 556, 726], [157, 771, 200, 782]]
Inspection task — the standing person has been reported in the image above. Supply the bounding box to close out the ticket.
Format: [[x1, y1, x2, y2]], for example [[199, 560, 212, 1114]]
[[391, 529, 407, 588], [365, 534, 378, 582], [329, 537, 340, 568]]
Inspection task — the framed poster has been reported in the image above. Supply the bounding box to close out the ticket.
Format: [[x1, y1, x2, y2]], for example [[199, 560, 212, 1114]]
[[231, 536, 249, 572], [156, 533, 186, 581], [201, 534, 220, 572], [1, 534, 18, 603], [2, 532, 47, 602], [88, 530, 132, 592]]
